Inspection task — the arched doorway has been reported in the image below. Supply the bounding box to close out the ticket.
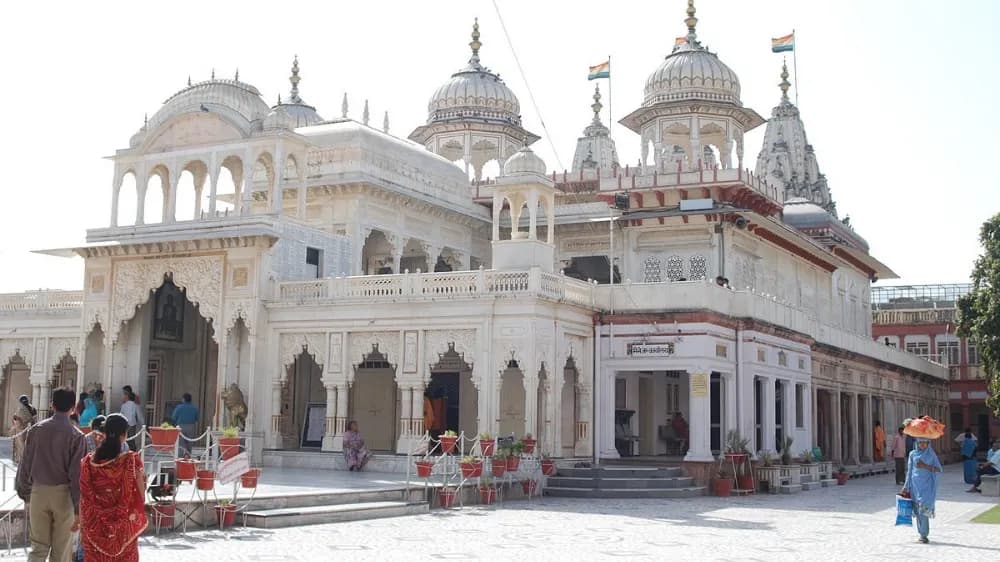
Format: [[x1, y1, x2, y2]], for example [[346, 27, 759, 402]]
[[428, 343, 477, 438], [284, 349, 324, 448], [351, 345, 397, 452], [561, 357, 580, 457], [51, 351, 78, 392], [1, 353, 32, 434]]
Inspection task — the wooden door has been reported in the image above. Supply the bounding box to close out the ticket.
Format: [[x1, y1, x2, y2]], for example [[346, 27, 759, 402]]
[[351, 369, 396, 452]]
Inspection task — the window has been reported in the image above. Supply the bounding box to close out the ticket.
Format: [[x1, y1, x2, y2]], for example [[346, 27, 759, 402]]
[[778, 350, 788, 367], [666, 255, 684, 281], [689, 255, 707, 280], [757, 348, 766, 362], [967, 342, 979, 365], [795, 384, 805, 428], [937, 341, 960, 366], [798, 357, 806, 370], [305, 247, 322, 279], [904, 341, 930, 359], [643, 256, 662, 283]]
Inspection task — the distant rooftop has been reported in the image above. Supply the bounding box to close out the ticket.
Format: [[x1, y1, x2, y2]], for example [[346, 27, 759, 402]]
[[871, 284, 971, 310]]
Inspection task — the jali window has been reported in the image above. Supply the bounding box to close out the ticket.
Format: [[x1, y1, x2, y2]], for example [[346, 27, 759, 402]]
[[666, 255, 684, 281], [689, 255, 707, 280], [643, 256, 662, 283]]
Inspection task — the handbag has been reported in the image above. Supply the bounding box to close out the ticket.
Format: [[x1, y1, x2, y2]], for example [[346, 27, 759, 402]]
[[895, 494, 913, 526]]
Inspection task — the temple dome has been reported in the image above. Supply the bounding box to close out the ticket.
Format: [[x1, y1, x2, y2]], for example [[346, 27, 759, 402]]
[[643, 42, 741, 106], [503, 145, 547, 176], [146, 77, 270, 135]]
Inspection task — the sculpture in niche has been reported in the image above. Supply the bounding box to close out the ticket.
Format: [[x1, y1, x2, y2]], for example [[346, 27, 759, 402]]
[[221, 383, 248, 430], [153, 280, 185, 342]]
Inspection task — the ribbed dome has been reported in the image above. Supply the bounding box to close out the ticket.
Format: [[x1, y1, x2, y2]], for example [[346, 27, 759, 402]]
[[264, 102, 323, 130], [503, 145, 547, 176], [644, 42, 741, 106], [782, 197, 830, 227], [147, 78, 270, 133]]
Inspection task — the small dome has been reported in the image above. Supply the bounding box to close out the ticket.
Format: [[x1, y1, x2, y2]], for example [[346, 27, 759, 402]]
[[503, 145, 547, 176], [644, 43, 741, 106], [147, 77, 270, 133], [782, 197, 830, 227], [264, 102, 323, 130]]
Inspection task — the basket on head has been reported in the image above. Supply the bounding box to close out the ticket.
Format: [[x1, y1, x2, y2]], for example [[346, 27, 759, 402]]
[[901, 416, 945, 439]]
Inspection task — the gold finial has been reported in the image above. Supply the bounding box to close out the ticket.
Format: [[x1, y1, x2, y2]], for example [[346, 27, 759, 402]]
[[779, 60, 791, 102], [289, 55, 302, 103], [591, 84, 603, 124], [684, 0, 698, 43], [469, 18, 482, 61]]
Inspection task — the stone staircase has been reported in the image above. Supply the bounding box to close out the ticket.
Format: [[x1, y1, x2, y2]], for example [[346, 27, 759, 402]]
[[544, 466, 704, 499], [242, 489, 428, 529]]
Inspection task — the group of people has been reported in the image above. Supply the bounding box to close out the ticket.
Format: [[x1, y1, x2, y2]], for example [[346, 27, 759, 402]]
[[959, 429, 1000, 494], [15, 387, 147, 561]]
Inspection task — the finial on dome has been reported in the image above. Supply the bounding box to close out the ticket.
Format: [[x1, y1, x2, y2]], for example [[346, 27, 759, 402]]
[[235, 68, 239, 81], [341, 93, 348, 118], [289, 55, 302, 104], [211, 68, 215, 80], [685, 0, 698, 44], [383, 111, 389, 133], [469, 18, 482, 64], [363, 99, 370, 126], [591, 84, 603, 124], [187, 75, 192, 87], [277, 93, 282, 105], [779, 59, 791, 103], [143, 113, 148, 129]]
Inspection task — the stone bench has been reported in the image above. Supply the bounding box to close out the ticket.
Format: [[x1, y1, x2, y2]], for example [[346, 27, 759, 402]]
[[982, 474, 1000, 497]]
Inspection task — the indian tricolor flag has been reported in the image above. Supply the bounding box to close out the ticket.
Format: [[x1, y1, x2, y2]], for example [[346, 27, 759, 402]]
[[771, 32, 795, 53], [588, 61, 610, 80], [674, 36, 687, 46]]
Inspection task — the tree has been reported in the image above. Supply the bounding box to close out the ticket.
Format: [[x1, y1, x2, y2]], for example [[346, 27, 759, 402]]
[[957, 212, 1000, 415]]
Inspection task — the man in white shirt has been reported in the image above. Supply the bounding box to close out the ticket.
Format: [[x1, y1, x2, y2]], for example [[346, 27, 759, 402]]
[[969, 440, 1000, 493], [119, 389, 145, 440]]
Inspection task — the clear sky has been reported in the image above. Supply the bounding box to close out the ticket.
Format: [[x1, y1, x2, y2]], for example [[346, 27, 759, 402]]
[[1, 0, 997, 293]]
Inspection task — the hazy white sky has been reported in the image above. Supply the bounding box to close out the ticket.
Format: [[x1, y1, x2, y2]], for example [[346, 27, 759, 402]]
[[1, 0, 997, 293]]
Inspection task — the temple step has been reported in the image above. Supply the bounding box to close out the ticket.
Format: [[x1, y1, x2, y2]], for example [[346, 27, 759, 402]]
[[244, 500, 428, 529]]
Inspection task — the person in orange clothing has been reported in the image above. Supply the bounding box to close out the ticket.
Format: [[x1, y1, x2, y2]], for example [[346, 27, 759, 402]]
[[423, 391, 435, 435], [874, 420, 886, 462]]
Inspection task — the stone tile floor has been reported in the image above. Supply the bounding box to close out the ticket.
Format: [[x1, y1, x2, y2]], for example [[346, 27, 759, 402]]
[[1, 465, 997, 561]]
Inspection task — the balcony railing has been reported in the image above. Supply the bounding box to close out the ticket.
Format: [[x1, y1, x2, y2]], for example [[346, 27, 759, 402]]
[[0, 290, 84, 312], [273, 269, 597, 308], [873, 309, 956, 325]]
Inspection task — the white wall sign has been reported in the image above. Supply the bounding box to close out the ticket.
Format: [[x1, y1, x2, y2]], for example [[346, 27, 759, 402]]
[[217, 452, 250, 484], [627, 342, 675, 357]]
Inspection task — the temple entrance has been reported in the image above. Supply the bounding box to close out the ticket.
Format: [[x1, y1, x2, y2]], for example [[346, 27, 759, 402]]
[[351, 346, 397, 452], [561, 358, 581, 456], [428, 343, 476, 438], [51, 352, 78, 392], [118, 277, 218, 435], [614, 370, 690, 458], [285, 350, 324, 448], [0, 353, 31, 434]]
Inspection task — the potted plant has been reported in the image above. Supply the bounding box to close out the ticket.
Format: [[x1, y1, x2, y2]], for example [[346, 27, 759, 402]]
[[439, 430, 458, 454], [175, 458, 197, 481], [540, 455, 557, 476], [459, 456, 483, 478], [214, 498, 238, 527], [834, 465, 850, 485], [147, 481, 176, 529], [521, 433, 537, 454], [757, 450, 775, 493], [415, 458, 434, 478], [240, 468, 261, 488], [724, 430, 751, 464], [799, 450, 814, 465], [478, 477, 497, 504], [149, 422, 181, 453], [780, 435, 794, 466], [506, 441, 523, 471], [196, 469, 216, 491], [490, 454, 507, 477], [713, 466, 734, 497], [438, 486, 458, 508], [219, 426, 241, 460], [479, 432, 496, 456], [520, 479, 538, 496]]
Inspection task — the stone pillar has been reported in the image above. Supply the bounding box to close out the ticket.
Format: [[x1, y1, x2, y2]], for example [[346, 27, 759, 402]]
[[492, 193, 502, 241], [411, 382, 425, 437], [598, 366, 619, 459], [271, 144, 285, 215], [848, 392, 860, 465], [684, 368, 713, 462], [322, 383, 337, 451], [761, 376, 776, 454], [240, 156, 253, 215], [269, 380, 283, 449], [399, 385, 413, 438], [165, 170, 179, 223], [862, 394, 873, 462], [208, 166, 220, 216], [724, 372, 738, 437], [524, 373, 539, 440], [297, 174, 308, 219], [832, 390, 842, 463], [576, 385, 593, 457], [527, 192, 539, 241], [333, 382, 349, 452], [110, 175, 121, 227]]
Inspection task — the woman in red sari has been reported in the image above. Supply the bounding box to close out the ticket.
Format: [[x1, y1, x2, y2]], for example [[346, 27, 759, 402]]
[[79, 413, 147, 561]]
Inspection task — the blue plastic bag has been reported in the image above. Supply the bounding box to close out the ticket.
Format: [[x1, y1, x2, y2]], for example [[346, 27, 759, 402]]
[[895, 495, 913, 526]]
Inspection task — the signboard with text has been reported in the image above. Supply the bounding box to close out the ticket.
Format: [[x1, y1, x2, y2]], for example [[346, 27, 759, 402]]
[[218, 452, 250, 485], [627, 342, 675, 357]]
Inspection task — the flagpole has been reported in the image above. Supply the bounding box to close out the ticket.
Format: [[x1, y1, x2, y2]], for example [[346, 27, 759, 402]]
[[607, 54, 613, 143], [792, 29, 799, 107]]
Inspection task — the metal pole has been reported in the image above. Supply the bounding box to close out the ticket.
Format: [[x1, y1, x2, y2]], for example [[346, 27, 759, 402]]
[[793, 29, 799, 108], [607, 54, 612, 141]]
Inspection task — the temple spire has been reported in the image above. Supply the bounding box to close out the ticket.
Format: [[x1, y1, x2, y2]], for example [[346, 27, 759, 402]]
[[341, 93, 348, 118], [684, 0, 698, 45], [289, 55, 302, 104], [187, 75, 192, 87], [383, 111, 390, 133], [362, 99, 370, 126], [235, 68, 239, 81], [591, 84, 603, 125], [469, 18, 482, 66], [779, 60, 791, 103]]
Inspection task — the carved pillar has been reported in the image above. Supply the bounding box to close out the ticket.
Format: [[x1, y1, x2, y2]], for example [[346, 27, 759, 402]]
[[269, 380, 284, 449], [546, 197, 555, 245], [761, 376, 776, 454], [411, 381, 425, 437], [575, 385, 592, 457], [240, 155, 253, 215], [848, 392, 860, 465], [423, 243, 442, 273], [333, 382, 349, 452], [110, 174, 122, 227], [322, 383, 337, 451], [399, 386, 413, 439], [165, 168, 179, 223], [208, 160, 220, 216], [688, 115, 701, 171], [862, 393, 873, 462], [296, 168, 308, 219], [271, 144, 285, 215], [135, 171, 147, 225], [597, 365, 618, 459], [523, 373, 539, 440], [724, 372, 738, 437], [832, 389, 843, 463], [527, 192, 539, 241]]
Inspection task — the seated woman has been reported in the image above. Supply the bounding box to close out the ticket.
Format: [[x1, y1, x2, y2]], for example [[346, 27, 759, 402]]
[[79, 414, 147, 561], [343, 420, 372, 472]]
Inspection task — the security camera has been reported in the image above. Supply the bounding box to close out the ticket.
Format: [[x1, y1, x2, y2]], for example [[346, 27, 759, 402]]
[[734, 217, 748, 230]]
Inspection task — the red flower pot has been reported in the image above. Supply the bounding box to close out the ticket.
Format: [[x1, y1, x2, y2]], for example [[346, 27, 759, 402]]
[[724, 452, 748, 465], [491, 458, 507, 477], [835, 472, 850, 485], [738, 475, 754, 492], [196, 470, 216, 491], [241, 468, 261, 489], [149, 427, 180, 453], [460, 461, 483, 478], [219, 437, 241, 460], [480, 439, 496, 456], [439, 488, 458, 508], [176, 459, 197, 481], [520, 480, 538, 496], [521, 439, 537, 454], [479, 486, 497, 504], [415, 460, 434, 478], [506, 455, 521, 472], [150, 502, 175, 529], [712, 478, 733, 497], [439, 435, 458, 454], [214, 504, 237, 527], [541, 459, 556, 476]]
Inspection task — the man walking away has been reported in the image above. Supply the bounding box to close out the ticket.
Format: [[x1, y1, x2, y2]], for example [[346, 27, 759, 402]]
[[171, 393, 200, 457], [890, 426, 907, 485], [120, 388, 145, 440], [16, 387, 87, 562]]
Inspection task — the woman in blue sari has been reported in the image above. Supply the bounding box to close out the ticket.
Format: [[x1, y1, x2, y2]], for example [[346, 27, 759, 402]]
[[901, 438, 942, 543], [959, 430, 978, 485]]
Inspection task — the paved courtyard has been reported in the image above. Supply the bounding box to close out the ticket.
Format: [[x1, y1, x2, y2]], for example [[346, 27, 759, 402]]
[[2, 466, 996, 561]]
